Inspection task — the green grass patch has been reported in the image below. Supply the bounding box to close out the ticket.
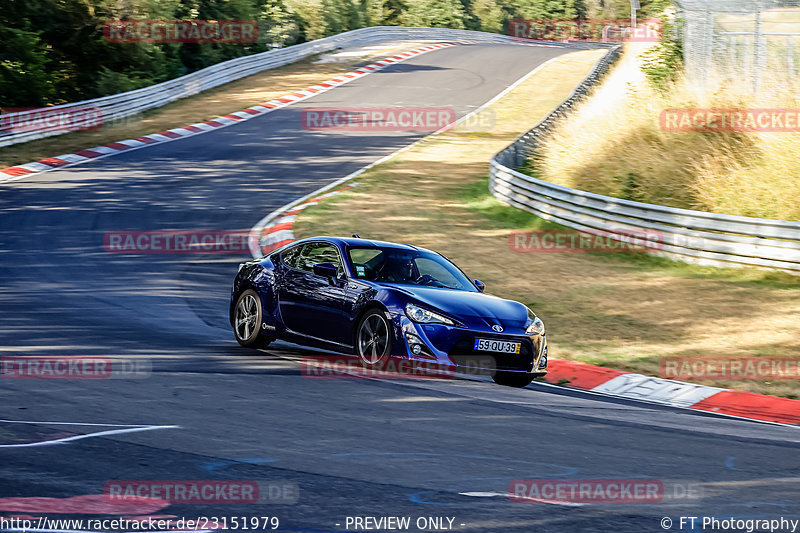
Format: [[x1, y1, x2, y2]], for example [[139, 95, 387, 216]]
[[460, 177, 565, 230]]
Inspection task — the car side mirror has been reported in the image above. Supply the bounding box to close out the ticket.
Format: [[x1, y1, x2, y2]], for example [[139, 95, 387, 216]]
[[473, 279, 485, 292], [313, 262, 339, 280]]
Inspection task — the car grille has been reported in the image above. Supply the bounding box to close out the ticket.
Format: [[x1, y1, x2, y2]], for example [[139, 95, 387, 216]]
[[448, 336, 534, 372]]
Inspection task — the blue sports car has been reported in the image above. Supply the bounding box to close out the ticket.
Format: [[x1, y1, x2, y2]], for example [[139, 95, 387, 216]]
[[230, 236, 547, 387]]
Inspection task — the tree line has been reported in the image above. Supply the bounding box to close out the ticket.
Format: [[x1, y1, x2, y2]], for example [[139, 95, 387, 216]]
[[1, 0, 661, 107]]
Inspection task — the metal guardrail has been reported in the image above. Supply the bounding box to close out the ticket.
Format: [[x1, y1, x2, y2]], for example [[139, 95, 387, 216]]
[[0, 26, 606, 148], [489, 44, 800, 271]]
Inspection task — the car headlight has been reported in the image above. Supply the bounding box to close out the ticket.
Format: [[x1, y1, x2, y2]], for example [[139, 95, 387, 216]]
[[526, 309, 545, 336], [405, 303, 455, 326]]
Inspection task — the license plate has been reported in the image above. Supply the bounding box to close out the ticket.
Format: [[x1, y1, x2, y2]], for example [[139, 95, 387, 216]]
[[473, 338, 521, 354]]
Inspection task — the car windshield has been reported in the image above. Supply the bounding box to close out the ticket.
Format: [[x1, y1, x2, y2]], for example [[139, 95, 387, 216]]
[[347, 247, 477, 291]]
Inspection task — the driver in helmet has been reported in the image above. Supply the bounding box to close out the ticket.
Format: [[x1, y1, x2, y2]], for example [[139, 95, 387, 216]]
[[384, 255, 415, 283]]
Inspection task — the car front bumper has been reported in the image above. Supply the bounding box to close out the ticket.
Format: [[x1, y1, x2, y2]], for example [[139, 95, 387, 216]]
[[389, 313, 548, 376]]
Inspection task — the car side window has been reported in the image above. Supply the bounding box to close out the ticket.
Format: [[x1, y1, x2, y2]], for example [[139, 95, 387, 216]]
[[349, 248, 383, 280], [281, 245, 303, 268], [295, 242, 344, 277]]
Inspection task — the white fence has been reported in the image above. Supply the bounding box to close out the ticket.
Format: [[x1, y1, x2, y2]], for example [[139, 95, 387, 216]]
[[677, 0, 800, 94], [0, 26, 602, 148], [489, 45, 800, 271]]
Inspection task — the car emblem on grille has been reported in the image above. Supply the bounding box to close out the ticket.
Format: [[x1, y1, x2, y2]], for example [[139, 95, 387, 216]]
[[492, 325, 503, 332]]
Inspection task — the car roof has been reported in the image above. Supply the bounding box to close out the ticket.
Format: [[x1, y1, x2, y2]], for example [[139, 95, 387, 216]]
[[298, 236, 434, 253]]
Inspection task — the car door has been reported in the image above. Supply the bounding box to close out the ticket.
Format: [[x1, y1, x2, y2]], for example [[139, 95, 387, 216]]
[[277, 241, 349, 344]]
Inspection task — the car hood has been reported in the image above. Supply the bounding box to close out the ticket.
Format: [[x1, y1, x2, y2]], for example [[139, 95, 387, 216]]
[[385, 285, 528, 328]]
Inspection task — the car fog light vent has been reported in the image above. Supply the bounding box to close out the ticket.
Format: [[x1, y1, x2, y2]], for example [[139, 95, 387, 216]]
[[405, 332, 435, 359]]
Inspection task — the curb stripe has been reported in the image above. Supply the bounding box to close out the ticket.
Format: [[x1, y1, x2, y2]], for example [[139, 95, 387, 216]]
[[75, 149, 102, 158], [544, 358, 799, 424], [117, 140, 146, 148], [264, 221, 294, 233], [591, 373, 723, 408], [691, 390, 800, 425], [18, 163, 53, 172], [252, 186, 354, 255], [105, 142, 133, 150], [52, 153, 88, 163], [3, 167, 33, 176], [544, 360, 627, 390], [37, 158, 69, 167]]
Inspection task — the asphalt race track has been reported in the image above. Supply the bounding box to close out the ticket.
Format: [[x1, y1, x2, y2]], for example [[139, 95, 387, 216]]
[[1, 43, 799, 533]]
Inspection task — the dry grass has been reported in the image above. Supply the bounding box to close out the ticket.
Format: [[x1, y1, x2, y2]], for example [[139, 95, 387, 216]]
[[293, 48, 800, 398], [0, 41, 433, 169], [718, 7, 800, 32], [528, 44, 800, 221]]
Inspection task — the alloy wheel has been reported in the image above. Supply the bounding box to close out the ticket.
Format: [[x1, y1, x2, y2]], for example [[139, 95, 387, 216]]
[[358, 313, 389, 364], [235, 293, 259, 341]]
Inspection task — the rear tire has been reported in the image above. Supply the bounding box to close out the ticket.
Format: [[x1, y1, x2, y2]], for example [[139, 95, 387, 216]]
[[492, 371, 534, 388], [233, 289, 271, 348]]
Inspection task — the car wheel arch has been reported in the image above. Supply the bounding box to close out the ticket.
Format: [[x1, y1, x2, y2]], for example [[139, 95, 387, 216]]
[[351, 302, 393, 345], [230, 280, 273, 325], [230, 283, 257, 325]]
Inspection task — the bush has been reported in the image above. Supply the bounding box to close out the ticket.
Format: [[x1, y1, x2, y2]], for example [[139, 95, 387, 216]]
[[94, 67, 155, 96], [640, 6, 683, 91], [0, 28, 55, 106]]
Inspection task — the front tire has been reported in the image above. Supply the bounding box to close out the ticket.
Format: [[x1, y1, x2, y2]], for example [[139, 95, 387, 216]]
[[355, 309, 392, 366], [492, 371, 534, 388], [233, 289, 270, 348]]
